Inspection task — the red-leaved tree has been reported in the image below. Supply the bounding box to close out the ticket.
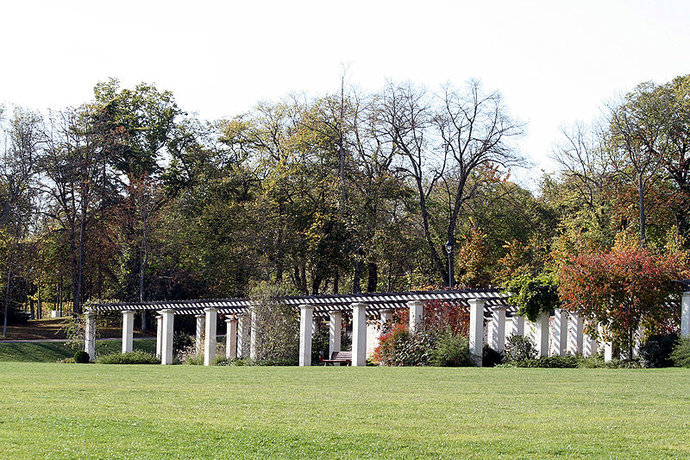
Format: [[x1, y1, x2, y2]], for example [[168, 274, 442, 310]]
[[558, 235, 689, 357]]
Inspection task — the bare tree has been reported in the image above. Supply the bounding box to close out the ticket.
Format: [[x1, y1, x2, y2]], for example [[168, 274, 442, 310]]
[[379, 81, 523, 285], [0, 107, 43, 335], [606, 85, 664, 246]]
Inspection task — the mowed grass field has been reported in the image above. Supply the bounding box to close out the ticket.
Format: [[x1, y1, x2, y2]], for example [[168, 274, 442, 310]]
[[0, 339, 156, 362], [0, 365, 688, 459]]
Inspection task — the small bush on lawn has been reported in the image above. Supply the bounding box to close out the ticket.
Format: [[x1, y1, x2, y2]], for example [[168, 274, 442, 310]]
[[74, 351, 90, 363], [482, 345, 504, 367], [517, 355, 579, 368], [504, 334, 537, 362], [173, 333, 195, 357], [670, 337, 690, 367], [96, 351, 159, 364], [430, 334, 472, 367], [639, 333, 678, 368]]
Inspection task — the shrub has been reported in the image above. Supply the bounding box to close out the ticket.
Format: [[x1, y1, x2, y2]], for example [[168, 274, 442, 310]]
[[482, 345, 504, 367], [96, 351, 159, 364], [173, 332, 195, 357], [430, 334, 472, 367], [374, 324, 440, 366], [312, 326, 329, 363], [639, 333, 679, 368], [73, 351, 91, 363], [671, 337, 690, 367], [504, 334, 537, 362], [518, 355, 579, 368]]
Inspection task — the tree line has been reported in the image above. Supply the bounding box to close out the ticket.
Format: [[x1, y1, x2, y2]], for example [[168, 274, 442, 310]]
[[1, 75, 689, 338]]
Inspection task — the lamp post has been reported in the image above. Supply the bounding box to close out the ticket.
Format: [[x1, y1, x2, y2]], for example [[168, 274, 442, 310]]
[[445, 240, 454, 288]]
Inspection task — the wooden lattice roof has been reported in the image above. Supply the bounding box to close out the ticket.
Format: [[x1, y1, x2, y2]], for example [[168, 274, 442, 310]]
[[91, 288, 516, 317]]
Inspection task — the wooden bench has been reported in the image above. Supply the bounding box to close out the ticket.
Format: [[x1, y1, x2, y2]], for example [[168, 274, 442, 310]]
[[322, 351, 352, 366]]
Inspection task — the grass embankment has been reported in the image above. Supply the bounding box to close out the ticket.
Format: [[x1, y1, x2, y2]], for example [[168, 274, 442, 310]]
[[1, 317, 136, 340], [0, 339, 156, 362], [0, 364, 688, 458]]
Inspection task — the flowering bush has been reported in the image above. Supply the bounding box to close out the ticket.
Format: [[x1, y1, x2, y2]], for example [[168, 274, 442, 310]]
[[373, 298, 473, 366], [559, 235, 689, 357]]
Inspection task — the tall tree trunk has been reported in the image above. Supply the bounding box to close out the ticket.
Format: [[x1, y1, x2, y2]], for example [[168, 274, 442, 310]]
[[367, 261, 378, 293], [3, 255, 13, 337], [333, 268, 339, 294], [139, 207, 148, 334], [638, 173, 646, 247]]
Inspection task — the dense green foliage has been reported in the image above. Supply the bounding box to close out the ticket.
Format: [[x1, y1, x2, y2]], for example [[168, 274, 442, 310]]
[[73, 350, 90, 363], [503, 334, 538, 362], [96, 351, 159, 364], [503, 273, 560, 321], [0, 363, 688, 458], [671, 337, 690, 367], [639, 333, 679, 368]]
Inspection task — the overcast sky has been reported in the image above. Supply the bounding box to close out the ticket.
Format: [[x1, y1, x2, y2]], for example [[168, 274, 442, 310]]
[[1, 0, 688, 185]]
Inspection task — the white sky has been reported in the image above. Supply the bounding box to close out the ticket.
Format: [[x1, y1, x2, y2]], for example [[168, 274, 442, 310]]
[[1, 0, 689, 186]]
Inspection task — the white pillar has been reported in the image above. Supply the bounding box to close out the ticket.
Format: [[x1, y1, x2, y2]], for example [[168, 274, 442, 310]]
[[84, 310, 96, 362], [122, 310, 135, 354], [380, 309, 393, 331], [551, 309, 568, 356], [512, 315, 525, 337], [490, 306, 507, 352], [681, 291, 690, 338], [225, 317, 237, 359], [583, 332, 597, 357], [534, 312, 550, 357], [468, 299, 485, 366], [237, 313, 250, 358], [155, 315, 163, 359], [203, 307, 217, 366], [195, 314, 205, 353], [299, 305, 314, 366], [604, 341, 614, 362], [352, 303, 367, 366], [568, 313, 584, 355], [328, 311, 342, 358], [250, 308, 259, 360], [408, 300, 424, 334], [160, 309, 175, 365]]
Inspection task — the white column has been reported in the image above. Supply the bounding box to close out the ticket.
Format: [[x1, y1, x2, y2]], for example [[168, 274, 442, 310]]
[[237, 313, 250, 358], [225, 317, 237, 359], [203, 307, 217, 366], [328, 311, 342, 358], [380, 309, 393, 332], [249, 308, 259, 360], [84, 310, 96, 362], [468, 299, 485, 366], [583, 332, 597, 357], [604, 341, 614, 362], [155, 315, 163, 359], [681, 291, 690, 338], [299, 305, 314, 366], [160, 309, 175, 365], [121, 310, 135, 354], [408, 300, 424, 334], [568, 313, 584, 355], [352, 303, 367, 366], [512, 315, 525, 337], [195, 314, 205, 353], [534, 312, 550, 357], [551, 309, 568, 356], [490, 306, 507, 352]]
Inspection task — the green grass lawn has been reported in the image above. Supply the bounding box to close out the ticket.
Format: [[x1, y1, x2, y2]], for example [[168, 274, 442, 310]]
[[0, 339, 156, 362], [0, 364, 688, 458]]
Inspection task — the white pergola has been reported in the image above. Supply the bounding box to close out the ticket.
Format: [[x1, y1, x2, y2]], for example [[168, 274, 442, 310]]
[[83, 287, 690, 366]]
